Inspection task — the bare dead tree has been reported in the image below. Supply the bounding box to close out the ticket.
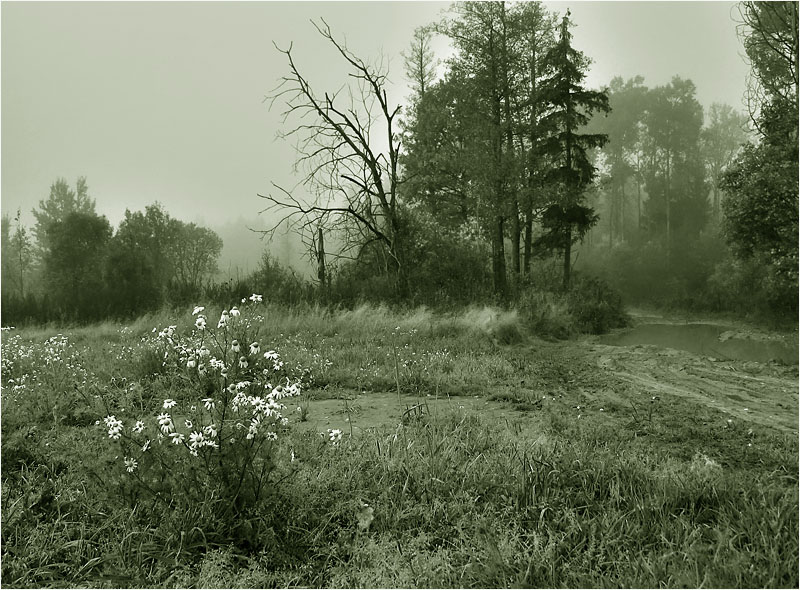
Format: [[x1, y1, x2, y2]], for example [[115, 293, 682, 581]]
[[259, 19, 406, 287]]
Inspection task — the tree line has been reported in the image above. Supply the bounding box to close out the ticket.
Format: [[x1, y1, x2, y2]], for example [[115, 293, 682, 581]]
[[1, 179, 223, 323], [576, 1, 796, 319], [2, 1, 796, 325], [263, 0, 796, 320]]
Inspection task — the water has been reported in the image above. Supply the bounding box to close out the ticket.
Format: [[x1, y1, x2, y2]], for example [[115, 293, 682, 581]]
[[600, 323, 799, 365]]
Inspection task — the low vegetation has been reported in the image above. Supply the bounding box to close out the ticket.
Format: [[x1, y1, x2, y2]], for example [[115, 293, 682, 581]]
[[2, 301, 796, 588]]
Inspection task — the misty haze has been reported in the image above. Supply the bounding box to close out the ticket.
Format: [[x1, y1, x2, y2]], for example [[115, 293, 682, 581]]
[[1, 1, 797, 588]]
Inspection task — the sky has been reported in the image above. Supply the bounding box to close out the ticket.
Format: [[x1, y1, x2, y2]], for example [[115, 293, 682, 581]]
[[1, 0, 751, 240]]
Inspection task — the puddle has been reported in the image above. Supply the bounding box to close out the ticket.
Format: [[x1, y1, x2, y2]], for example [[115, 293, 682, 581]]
[[600, 323, 798, 365]]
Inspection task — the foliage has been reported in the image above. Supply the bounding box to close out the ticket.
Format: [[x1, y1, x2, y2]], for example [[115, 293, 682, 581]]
[[720, 1, 798, 316], [738, 1, 798, 113], [31, 177, 96, 258], [42, 211, 112, 321], [721, 99, 798, 303], [566, 274, 629, 334], [2, 195, 226, 325], [105, 204, 176, 315]]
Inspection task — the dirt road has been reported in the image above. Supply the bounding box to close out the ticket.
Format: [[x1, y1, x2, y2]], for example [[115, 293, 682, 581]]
[[581, 332, 798, 434]]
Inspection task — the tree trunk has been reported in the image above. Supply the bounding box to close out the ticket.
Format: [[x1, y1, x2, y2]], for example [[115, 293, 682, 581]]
[[317, 226, 326, 289], [665, 151, 671, 258], [523, 205, 533, 274], [636, 174, 642, 230], [562, 225, 572, 291], [620, 180, 626, 242], [492, 215, 507, 300], [511, 199, 521, 276]]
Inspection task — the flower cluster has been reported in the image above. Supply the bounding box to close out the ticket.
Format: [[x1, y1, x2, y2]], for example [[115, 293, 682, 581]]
[[104, 415, 124, 440], [102, 298, 302, 486]]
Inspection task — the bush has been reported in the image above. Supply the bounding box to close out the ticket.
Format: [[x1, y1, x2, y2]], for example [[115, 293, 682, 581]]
[[96, 297, 303, 547], [567, 274, 629, 334], [516, 289, 576, 340]]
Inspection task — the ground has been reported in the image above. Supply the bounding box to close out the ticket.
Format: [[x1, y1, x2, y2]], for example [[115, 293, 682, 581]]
[[1, 304, 797, 588]]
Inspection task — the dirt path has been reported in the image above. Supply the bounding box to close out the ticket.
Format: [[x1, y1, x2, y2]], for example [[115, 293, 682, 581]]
[[580, 337, 798, 434]]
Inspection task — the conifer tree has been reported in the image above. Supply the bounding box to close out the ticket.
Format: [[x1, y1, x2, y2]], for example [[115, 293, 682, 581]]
[[538, 10, 609, 289]]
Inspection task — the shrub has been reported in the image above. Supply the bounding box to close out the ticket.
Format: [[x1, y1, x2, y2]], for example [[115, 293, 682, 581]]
[[96, 296, 303, 545], [516, 290, 576, 340], [567, 274, 629, 334]]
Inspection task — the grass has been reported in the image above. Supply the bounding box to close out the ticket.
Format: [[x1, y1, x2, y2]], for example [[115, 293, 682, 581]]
[[1, 303, 798, 588]]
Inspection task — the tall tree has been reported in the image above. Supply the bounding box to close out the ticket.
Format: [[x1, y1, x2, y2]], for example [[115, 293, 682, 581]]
[[701, 103, 749, 219], [439, 1, 518, 298], [642, 77, 707, 251], [44, 211, 111, 320], [538, 10, 609, 289], [721, 1, 798, 307], [262, 20, 407, 291], [738, 1, 798, 126], [32, 177, 95, 259], [516, 2, 558, 274]]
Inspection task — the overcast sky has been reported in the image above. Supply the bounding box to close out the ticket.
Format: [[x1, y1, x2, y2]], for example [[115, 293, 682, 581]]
[[2, 1, 751, 232]]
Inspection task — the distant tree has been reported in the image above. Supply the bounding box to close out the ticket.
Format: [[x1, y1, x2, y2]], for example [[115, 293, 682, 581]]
[[171, 223, 224, 296], [538, 10, 609, 289], [642, 77, 707, 250], [701, 103, 750, 219], [44, 211, 111, 320], [1, 210, 33, 299], [592, 76, 649, 243], [105, 204, 178, 314], [32, 177, 95, 259], [1, 214, 14, 299]]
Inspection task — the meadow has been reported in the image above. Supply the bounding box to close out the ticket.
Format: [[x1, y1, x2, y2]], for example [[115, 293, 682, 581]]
[[1, 300, 798, 588]]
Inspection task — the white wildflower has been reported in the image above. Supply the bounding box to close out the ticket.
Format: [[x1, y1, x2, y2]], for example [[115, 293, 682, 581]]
[[328, 428, 343, 445], [124, 457, 138, 473]]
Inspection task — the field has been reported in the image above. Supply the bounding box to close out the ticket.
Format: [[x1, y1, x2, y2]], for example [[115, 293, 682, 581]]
[[1, 302, 798, 588]]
